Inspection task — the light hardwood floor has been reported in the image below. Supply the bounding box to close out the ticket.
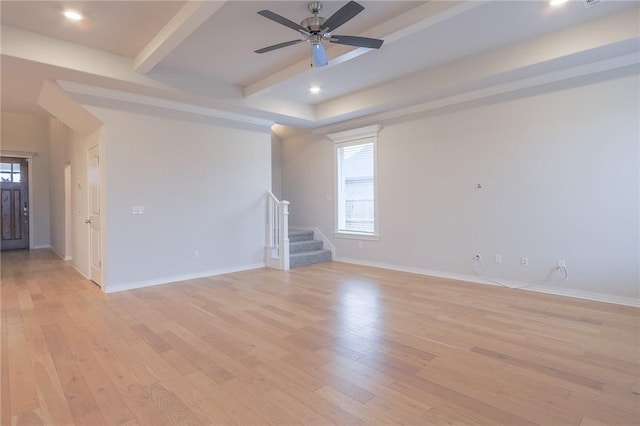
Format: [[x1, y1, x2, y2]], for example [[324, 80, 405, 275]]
[[1, 249, 639, 425]]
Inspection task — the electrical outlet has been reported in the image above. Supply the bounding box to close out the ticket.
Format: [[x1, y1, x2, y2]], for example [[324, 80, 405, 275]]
[[495, 254, 502, 264], [557, 259, 566, 268], [521, 257, 529, 267]]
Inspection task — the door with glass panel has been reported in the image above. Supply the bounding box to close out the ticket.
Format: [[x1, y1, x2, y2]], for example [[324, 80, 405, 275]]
[[0, 157, 29, 250]]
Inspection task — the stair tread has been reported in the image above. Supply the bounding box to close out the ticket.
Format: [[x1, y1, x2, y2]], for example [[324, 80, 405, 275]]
[[290, 249, 331, 257], [290, 239, 322, 245], [288, 229, 315, 242]]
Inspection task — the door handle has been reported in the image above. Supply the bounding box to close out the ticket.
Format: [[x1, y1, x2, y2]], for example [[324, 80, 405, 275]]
[[85, 218, 92, 224]]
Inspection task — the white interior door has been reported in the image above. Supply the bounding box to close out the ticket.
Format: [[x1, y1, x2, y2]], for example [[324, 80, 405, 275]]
[[88, 145, 101, 286]]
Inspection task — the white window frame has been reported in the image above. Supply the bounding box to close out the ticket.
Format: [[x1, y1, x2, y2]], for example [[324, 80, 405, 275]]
[[328, 125, 381, 240]]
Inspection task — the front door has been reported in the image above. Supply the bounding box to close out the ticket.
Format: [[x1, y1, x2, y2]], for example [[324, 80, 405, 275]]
[[88, 145, 102, 286], [1, 157, 29, 250]]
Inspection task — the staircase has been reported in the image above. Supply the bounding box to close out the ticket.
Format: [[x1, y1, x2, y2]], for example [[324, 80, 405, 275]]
[[289, 229, 332, 268]]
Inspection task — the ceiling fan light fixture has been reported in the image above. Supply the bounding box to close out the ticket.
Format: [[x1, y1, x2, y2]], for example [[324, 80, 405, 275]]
[[254, 1, 384, 67], [549, 0, 568, 6], [310, 86, 321, 94], [311, 42, 328, 67]]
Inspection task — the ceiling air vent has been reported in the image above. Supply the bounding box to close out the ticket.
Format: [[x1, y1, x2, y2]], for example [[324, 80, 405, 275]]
[[583, 0, 601, 8]]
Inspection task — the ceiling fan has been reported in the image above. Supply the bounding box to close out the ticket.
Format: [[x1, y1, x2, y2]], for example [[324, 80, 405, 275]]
[[254, 1, 384, 68]]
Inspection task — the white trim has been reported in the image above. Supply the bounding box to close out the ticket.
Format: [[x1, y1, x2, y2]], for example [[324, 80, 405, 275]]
[[87, 144, 101, 287], [104, 262, 266, 294], [134, 1, 227, 74], [2, 153, 36, 249], [71, 262, 90, 280], [31, 244, 50, 249], [334, 232, 379, 241], [334, 131, 380, 238], [326, 125, 382, 143], [0, 150, 38, 158], [334, 257, 640, 308], [64, 164, 72, 260], [57, 80, 275, 128], [50, 245, 72, 261], [28, 158, 34, 249]]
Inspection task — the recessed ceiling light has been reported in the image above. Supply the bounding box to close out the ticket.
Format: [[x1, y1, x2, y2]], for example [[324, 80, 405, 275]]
[[63, 10, 83, 22], [549, 0, 568, 6], [310, 86, 321, 94]]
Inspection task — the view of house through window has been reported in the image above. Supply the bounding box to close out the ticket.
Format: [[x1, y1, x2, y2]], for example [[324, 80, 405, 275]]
[[336, 139, 376, 235], [0, 161, 22, 183]]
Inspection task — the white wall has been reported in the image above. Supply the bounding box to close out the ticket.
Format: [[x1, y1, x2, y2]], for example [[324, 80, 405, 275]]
[[86, 106, 271, 291], [282, 75, 639, 303], [271, 132, 283, 199], [45, 115, 99, 277], [48, 118, 71, 259], [0, 112, 51, 248]]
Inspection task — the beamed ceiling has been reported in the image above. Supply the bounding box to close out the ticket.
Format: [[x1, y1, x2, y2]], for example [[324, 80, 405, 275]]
[[1, 1, 638, 135]]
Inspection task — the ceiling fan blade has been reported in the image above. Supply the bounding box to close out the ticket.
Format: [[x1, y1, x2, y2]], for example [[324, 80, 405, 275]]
[[257, 10, 309, 34], [322, 1, 364, 32], [330, 35, 384, 49], [255, 39, 305, 54], [311, 43, 328, 67]]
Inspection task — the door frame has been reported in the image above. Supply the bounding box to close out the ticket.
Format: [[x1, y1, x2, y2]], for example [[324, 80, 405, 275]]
[[1, 150, 36, 249], [87, 144, 104, 288], [64, 163, 72, 260]]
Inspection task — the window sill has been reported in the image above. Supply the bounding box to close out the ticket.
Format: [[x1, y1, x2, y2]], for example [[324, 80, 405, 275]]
[[334, 232, 379, 241]]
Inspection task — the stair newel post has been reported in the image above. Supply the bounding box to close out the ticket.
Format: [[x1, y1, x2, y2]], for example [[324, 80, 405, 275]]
[[279, 200, 290, 270]]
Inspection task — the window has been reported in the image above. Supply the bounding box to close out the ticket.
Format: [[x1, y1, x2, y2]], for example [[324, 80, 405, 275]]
[[1, 161, 21, 183], [329, 125, 380, 238]]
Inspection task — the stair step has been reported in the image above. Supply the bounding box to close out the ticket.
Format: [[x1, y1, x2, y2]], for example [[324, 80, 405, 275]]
[[288, 230, 314, 242], [290, 249, 332, 268], [290, 239, 323, 254]]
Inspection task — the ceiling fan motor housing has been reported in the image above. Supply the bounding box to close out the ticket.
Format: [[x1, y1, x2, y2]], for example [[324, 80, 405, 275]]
[[302, 2, 326, 33], [301, 16, 326, 33], [308, 1, 322, 14]]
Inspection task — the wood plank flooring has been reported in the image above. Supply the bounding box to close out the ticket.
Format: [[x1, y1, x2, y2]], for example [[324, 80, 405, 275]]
[[1, 249, 639, 425]]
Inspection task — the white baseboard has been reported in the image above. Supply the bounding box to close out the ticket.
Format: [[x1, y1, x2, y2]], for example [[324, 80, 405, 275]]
[[70, 262, 90, 280], [334, 257, 640, 307], [49, 246, 72, 261], [31, 244, 50, 249], [105, 262, 266, 294]]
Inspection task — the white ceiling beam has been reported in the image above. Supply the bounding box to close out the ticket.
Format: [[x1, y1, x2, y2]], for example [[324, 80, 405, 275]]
[[242, 1, 487, 99], [313, 8, 640, 123], [1, 26, 316, 123], [134, 1, 227, 74]]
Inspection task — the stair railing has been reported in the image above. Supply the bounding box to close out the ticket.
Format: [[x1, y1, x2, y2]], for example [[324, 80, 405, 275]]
[[266, 191, 290, 270]]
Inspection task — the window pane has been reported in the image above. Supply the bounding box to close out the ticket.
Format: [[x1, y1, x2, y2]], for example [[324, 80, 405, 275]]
[[0, 173, 11, 182], [337, 142, 375, 234], [12, 164, 20, 174], [12, 173, 21, 183], [0, 163, 11, 172]]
